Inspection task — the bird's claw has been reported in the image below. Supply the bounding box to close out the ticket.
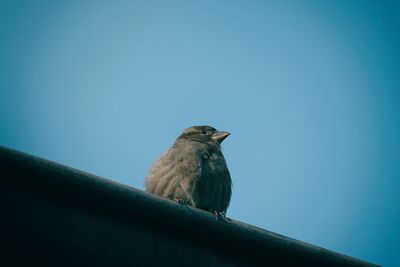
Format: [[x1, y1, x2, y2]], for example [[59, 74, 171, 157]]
[[212, 210, 226, 220]]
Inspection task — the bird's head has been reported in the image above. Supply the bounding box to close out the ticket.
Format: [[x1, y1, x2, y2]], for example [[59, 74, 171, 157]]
[[178, 125, 230, 147]]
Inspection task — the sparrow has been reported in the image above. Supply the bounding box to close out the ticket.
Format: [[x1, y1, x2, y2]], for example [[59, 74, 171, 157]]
[[145, 125, 232, 215]]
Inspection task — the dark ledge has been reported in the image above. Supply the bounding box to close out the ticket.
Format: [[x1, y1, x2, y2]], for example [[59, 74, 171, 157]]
[[0, 146, 378, 267]]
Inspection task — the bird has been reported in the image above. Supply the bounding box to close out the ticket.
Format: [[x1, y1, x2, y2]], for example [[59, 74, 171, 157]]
[[145, 125, 232, 216]]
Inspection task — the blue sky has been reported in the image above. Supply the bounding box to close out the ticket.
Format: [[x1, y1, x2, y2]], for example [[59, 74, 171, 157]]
[[1, 1, 399, 265]]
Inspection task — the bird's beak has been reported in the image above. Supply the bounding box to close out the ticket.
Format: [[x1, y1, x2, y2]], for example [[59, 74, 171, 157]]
[[212, 131, 230, 144]]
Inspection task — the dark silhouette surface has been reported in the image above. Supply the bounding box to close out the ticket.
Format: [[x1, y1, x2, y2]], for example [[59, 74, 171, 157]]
[[0, 146, 379, 266]]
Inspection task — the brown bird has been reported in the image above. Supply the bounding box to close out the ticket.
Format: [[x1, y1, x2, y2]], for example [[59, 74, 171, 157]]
[[145, 125, 232, 215]]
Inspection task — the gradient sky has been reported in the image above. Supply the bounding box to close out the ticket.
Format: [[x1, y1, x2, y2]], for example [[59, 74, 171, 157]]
[[1, 1, 399, 266]]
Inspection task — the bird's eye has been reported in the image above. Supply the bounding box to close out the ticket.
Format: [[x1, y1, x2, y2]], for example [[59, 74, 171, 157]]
[[201, 131, 207, 135]]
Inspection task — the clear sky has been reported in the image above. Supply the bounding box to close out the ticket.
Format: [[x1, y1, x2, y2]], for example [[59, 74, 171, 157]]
[[1, 1, 399, 266]]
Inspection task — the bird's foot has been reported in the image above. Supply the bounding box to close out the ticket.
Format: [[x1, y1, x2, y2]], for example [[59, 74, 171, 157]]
[[212, 210, 226, 220], [175, 198, 192, 206], [176, 198, 185, 204]]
